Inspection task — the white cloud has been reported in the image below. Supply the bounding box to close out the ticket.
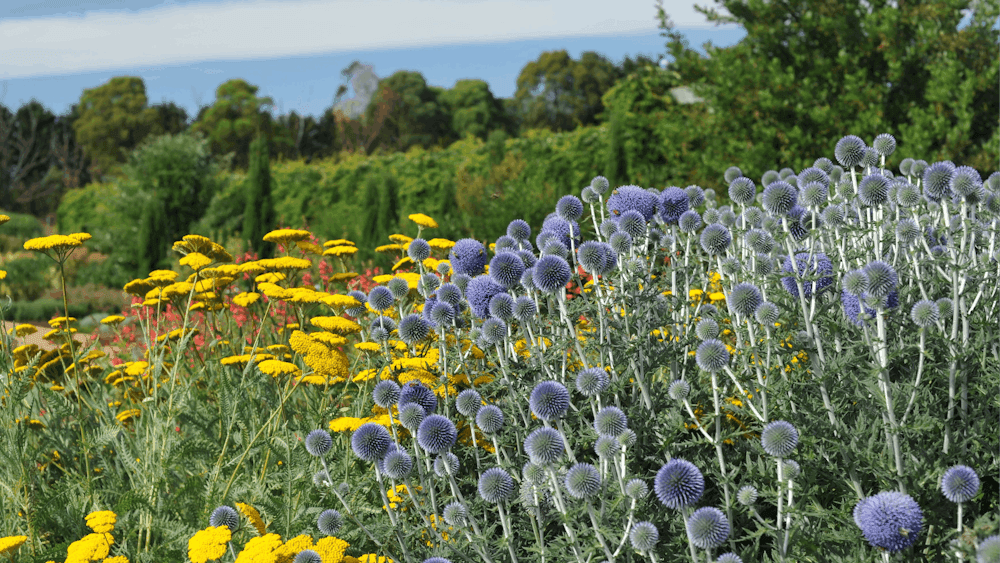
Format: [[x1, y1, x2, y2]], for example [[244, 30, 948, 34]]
[[0, 0, 734, 79]]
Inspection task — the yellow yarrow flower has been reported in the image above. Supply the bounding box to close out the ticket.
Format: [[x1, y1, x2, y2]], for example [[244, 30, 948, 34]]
[[427, 238, 454, 250], [375, 243, 405, 253], [323, 246, 358, 257], [257, 257, 312, 271], [310, 316, 361, 335], [0, 270, 5, 280], [0, 535, 27, 556], [180, 252, 213, 271], [388, 234, 413, 244], [188, 526, 231, 563], [9, 323, 37, 337], [0, 214, 9, 225], [408, 213, 438, 229], [263, 228, 312, 246], [324, 239, 356, 247], [328, 272, 358, 283], [124, 278, 156, 297], [357, 554, 393, 563], [274, 534, 314, 562], [100, 315, 126, 325], [102, 556, 129, 563], [313, 537, 350, 563], [257, 360, 302, 377], [354, 342, 380, 352], [391, 257, 412, 271], [48, 316, 77, 328], [320, 293, 361, 310], [24, 234, 83, 252], [235, 533, 282, 563], [115, 409, 141, 423], [236, 503, 267, 535], [65, 533, 113, 563]]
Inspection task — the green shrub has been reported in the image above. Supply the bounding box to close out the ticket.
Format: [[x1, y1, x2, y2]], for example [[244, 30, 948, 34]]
[[3, 298, 91, 322], [0, 212, 43, 252], [0, 255, 52, 301]]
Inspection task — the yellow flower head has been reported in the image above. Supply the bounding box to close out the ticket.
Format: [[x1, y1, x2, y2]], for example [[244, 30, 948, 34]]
[[24, 234, 83, 253], [319, 293, 362, 310], [48, 316, 77, 328], [375, 243, 405, 253], [323, 239, 356, 247], [100, 315, 126, 325], [115, 409, 141, 424], [172, 234, 215, 256], [310, 316, 361, 335], [233, 292, 261, 308], [236, 503, 267, 535], [9, 324, 38, 337], [257, 257, 312, 271], [427, 238, 455, 250], [354, 342, 380, 353], [313, 537, 350, 563], [65, 532, 113, 563], [323, 246, 359, 257], [0, 214, 9, 225], [188, 526, 231, 563], [180, 252, 213, 271], [263, 228, 312, 246], [328, 272, 358, 283], [391, 257, 412, 271], [296, 240, 324, 255], [0, 535, 27, 556], [257, 359, 302, 377], [69, 232, 92, 243], [408, 213, 438, 229], [235, 534, 283, 563], [388, 234, 413, 244], [102, 556, 129, 563]]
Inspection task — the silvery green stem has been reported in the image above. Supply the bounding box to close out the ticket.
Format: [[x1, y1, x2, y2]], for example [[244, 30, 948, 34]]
[[783, 478, 794, 555], [900, 329, 926, 425], [546, 467, 585, 563], [557, 289, 589, 370], [682, 506, 700, 563], [722, 366, 764, 422], [330, 482, 395, 562], [373, 467, 411, 562], [875, 308, 904, 489], [710, 370, 737, 553], [585, 501, 615, 561], [628, 357, 653, 411], [612, 498, 638, 557], [683, 398, 714, 442], [776, 458, 785, 536], [589, 203, 602, 242], [496, 501, 519, 563]]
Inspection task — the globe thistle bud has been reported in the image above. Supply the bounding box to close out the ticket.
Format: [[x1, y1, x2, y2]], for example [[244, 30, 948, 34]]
[[399, 314, 431, 345], [909, 299, 938, 328], [478, 467, 514, 503], [576, 367, 609, 396], [752, 254, 774, 277], [417, 414, 458, 454], [669, 379, 691, 402], [530, 380, 571, 421], [895, 182, 922, 208], [591, 175, 610, 195], [821, 204, 845, 227], [952, 166, 985, 202], [609, 231, 632, 255], [565, 463, 602, 499], [744, 228, 774, 254], [317, 509, 343, 535], [476, 405, 504, 435], [398, 402, 425, 432], [700, 223, 732, 255], [809, 157, 832, 174], [727, 282, 763, 319], [782, 459, 801, 480], [717, 553, 743, 563], [373, 380, 401, 409], [455, 389, 482, 418], [480, 317, 507, 346], [556, 195, 584, 222], [408, 238, 431, 262], [368, 286, 394, 312], [678, 210, 702, 233], [383, 448, 414, 480], [655, 458, 704, 508], [835, 135, 866, 168], [872, 133, 896, 157], [418, 273, 440, 297], [863, 260, 898, 299], [687, 507, 731, 549], [761, 170, 781, 187], [523, 426, 564, 465], [312, 470, 331, 488], [619, 428, 638, 448], [595, 435, 621, 459], [800, 182, 829, 208], [695, 318, 720, 340], [210, 506, 239, 532], [720, 209, 737, 227], [294, 550, 323, 563], [686, 185, 706, 207], [728, 177, 757, 206], [434, 452, 460, 478], [762, 181, 798, 215], [842, 269, 869, 296], [704, 188, 717, 202], [619, 210, 647, 239], [720, 256, 741, 276], [581, 185, 599, 204], [443, 502, 468, 527], [386, 277, 410, 300], [630, 521, 659, 552], [798, 167, 830, 190], [923, 161, 955, 201], [578, 241, 616, 276], [724, 166, 743, 183], [600, 218, 619, 238], [399, 381, 437, 415], [533, 255, 572, 293], [305, 429, 333, 457], [702, 208, 721, 224], [696, 339, 730, 373], [369, 326, 390, 344], [761, 420, 799, 457], [976, 536, 1000, 563], [625, 478, 649, 500], [594, 406, 628, 437], [700, 303, 719, 317], [513, 295, 537, 323], [660, 187, 690, 224], [940, 465, 980, 503], [345, 290, 368, 317], [737, 485, 758, 506], [858, 173, 890, 207], [861, 148, 880, 170], [898, 157, 914, 177]]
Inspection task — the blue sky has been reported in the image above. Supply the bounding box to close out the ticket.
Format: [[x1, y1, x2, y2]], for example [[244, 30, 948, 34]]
[[0, 0, 746, 120]]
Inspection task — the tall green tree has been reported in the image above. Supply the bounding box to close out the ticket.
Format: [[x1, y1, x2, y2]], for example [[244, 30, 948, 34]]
[[359, 166, 400, 251], [72, 77, 162, 178], [0, 99, 58, 211], [513, 50, 622, 134], [136, 193, 168, 275], [152, 102, 189, 136], [364, 71, 452, 153], [439, 79, 514, 142], [243, 135, 276, 258]]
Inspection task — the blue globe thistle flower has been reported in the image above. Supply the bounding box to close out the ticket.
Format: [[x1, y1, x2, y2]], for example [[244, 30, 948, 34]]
[[677, 210, 702, 233], [576, 367, 609, 396], [423, 558, 452, 563], [525, 426, 565, 465], [728, 282, 763, 319], [835, 135, 867, 168], [507, 219, 531, 242], [449, 238, 489, 276], [385, 277, 410, 301], [717, 554, 742, 563], [619, 428, 638, 448], [724, 166, 743, 183], [687, 507, 731, 550], [317, 509, 343, 535], [779, 167, 795, 179], [541, 213, 581, 249], [745, 228, 775, 254], [517, 248, 537, 268], [798, 166, 830, 189], [821, 204, 846, 227], [313, 469, 331, 488], [952, 166, 985, 202], [507, 296, 536, 325], [434, 452, 460, 477], [565, 463, 602, 499], [696, 339, 730, 373], [842, 269, 869, 296], [619, 209, 647, 238], [600, 218, 620, 238], [864, 260, 898, 299], [737, 485, 758, 505], [399, 314, 431, 344], [668, 379, 690, 401], [753, 254, 775, 277], [530, 380, 571, 420], [728, 177, 757, 206], [923, 161, 955, 201], [854, 491, 923, 552], [346, 290, 368, 317], [896, 183, 922, 208], [485, 294, 513, 323], [417, 414, 457, 454], [419, 273, 441, 297], [909, 159, 929, 178], [800, 182, 829, 208], [978, 535, 1000, 563], [454, 390, 483, 419], [466, 275, 505, 319], [533, 255, 572, 293], [742, 207, 764, 228], [494, 234, 518, 252], [625, 478, 649, 500], [542, 239, 569, 258], [783, 459, 801, 480], [701, 303, 719, 317], [762, 181, 798, 215], [843, 290, 899, 326], [369, 326, 390, 343], [408, 238, 431, 262], [828, 165, 845, 184], [595, 435, 621, 459], [720, 209, 737, 227], [659, 187, 690, 224], [398, 402, 425, 432], [686, 185, 706, 207], [654, 458, 705, 509], [489, 251, 524, 288], [368, 286, 394, 312], [430, 302, 456, 326], [578, 241, 611, 275], [858, 173, 891, 206], [304, 429, 334, 458], [480, 317, 507, 346], [761, 420, 799, 457], [761, 170, 781, 187], [607, 185, 658, 221], [629, 521, 659, 552], [940, 465, 980, 503], [872, 133, 896, 157], [700, 223, 732, 255], [582, 185, 600, 204], [557, 194, 584, 222], [780, 252, 834, 298], [609, 231, 633, 255], [899, 157, 915, 176], [478, 467, 514, 503], [293, 550, 322, 563], [695, 318, 720, 340], [436, 282, 463, 306], [591, 175, 611, 195], [703, 208, 721, 224], [351, 423, 392, 463], [910, 300, 938, 328], [399, 381, 437, 416], [443, 502, 468, 528], [594, 406, 628, 437], [476, 405, 504, 435], [383, 448, 414, 480], [210, 505, 239, 532], [860, 146, 879, 170], [523, 462, 548, 485]]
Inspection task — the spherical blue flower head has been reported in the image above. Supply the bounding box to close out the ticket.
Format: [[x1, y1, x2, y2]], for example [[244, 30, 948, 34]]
[[465, 275, 505, 319], [687, 506, 730, 549], [726, 177, 755, 206], [443, 502, 468, 527], [484, 293, 513, 323], [923, 161, 955, 201], [533, 255, 572, 294], [703, 208, 721, 224], [659, 187, 690, 224], [872, 132, 896, 157], [432, 452, 460, 478], [494, 235, 518, 253], [397, 314, 430, 345], [435, 282, 463, 307], [590, 175, 611, 195], [858, 173, 891, 207], [797, 166, 830, 191], [855, 491, 923, 553], [676, 210, 702, 234], [800, 181, 829, 208], [530, 380, 571, 421], [317, 509, 343, 535], [594, 406, 628, 437], [835, 135, 867, 168], [940, 465, 980, 503], [368, 285, 394, 312], [863, 260, 898, 299], [780, 252, 834, 298], [398, 402, 426, 432], [655, 458, 705, 509], [761, 420, 799, 457], [520, 268, 536, 292], [978, 535, 1000, 563], [407, 238, 431, 262], [542, 239, 569, 258], [909, 299, 938, 328], [581, 185, 599, 204], [695, 318, 720, 340], [512, 295, 538, 323], [609, 231, 632, 255], [384, 277, 410, 301], [507, 219, 531, 242], [696, 339, 730, 373], [525, 426, 565, 464], [372, 381, 402, 410], [513, 248, 535, 267], [485, 251, 524, 289], [210, 505, 239, 532], [578, 241, 610, 275], [369, 326, 390, 343], [556, 194, 585, 222], [951, 165, 985, 202], [382, 448, 414, 480], [599, 218, 620, 239], [449, 238, 488, 276], [744, 228, 775, 254], [399, 381, 438, 416], [619, 209, 647, 238], [576, 367, 609, 396], [717, 554, 742, 563], [895, 182, 922, 208], [351, 422, 392, 463], [304, 429, 333, 457], [430, 302, 456, 327], [480, 317, 507, 346], [761, 181, 798, 216], [478, 467, 514, 503], [565, 463, 602, 499], [417, 414, 458, 454], [898, 157, 915, 176], [737, 485, 758, 506], [685, 185, 706, 207], [369, 316, 397, 335], [419, 273, 441, 297], [455, 389, 482, 418], [728, 282, 763, 319], [294, 550, 322, 563], [699, 223, 732, 256], [760, 170, 781, 187], [345, 290, 368, 317], [607, 185, 658, 221], [667, 379, 690, 401], [595, 435, 621, 459], [475, 404, 504, 435], [909, 159, 929, 178], [541, 213, 582, 249]]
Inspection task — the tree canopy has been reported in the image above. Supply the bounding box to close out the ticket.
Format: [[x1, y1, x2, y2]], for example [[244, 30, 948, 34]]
[[72, 77, 161, 178], [513, 50, 622, 134], [439, 79, 515, 142]]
